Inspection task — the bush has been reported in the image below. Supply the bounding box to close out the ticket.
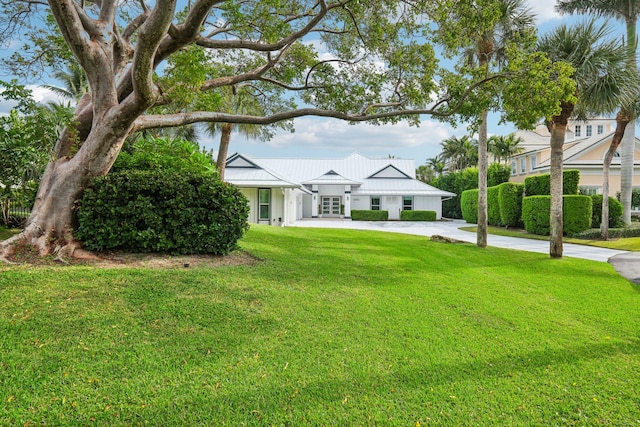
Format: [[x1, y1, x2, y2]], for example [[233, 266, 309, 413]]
[[432, 167, 478, 219], [590, 194, 624, 228], [400, 210, 437, 221], [498, 182, 524, 228], [524, 170, 580, 196], [461, 189, 478, 224], [351, 210, 389, 221], [522, 195, 592, 236], [487, 185, 502, 226], [76, 170, 249, 254], [487, 163, 511, 187], [563, 195, 592, 235]]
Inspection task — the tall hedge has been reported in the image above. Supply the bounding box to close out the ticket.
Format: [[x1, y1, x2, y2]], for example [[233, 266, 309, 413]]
[[76, 170, 249, 254], [522, 195, 592, 236], [591, 195, 624, 228], [487, 185, 502, 226], [487, 163, 512, 187], [498, 182, 524, 227], [524, 169, 580, 196], [461, 189, 478, 224]]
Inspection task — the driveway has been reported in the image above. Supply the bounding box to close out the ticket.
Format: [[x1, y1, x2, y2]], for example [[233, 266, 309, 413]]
[[290, 218, 629, 263]]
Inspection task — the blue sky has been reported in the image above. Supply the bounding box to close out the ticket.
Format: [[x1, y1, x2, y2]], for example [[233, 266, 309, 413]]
[[0, 0, 619, 165]]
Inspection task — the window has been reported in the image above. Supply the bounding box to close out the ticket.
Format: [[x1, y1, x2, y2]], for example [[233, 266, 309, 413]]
[[574, 125, 581, 137], [258, 188, 270, 222], [403, 196, 413, 211], [520, 158, 526, 174], [579, 186, 600, 196], [586, 125, 592, 137], [531, 155, 537, 169], [597, 124, 604, 135], [511, 160, 517, 175], [371, 196, 381, 210]]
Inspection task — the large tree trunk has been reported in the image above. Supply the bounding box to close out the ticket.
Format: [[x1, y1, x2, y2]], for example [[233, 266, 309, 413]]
[[477, 108, 488, 248], [0, 124, 130, 261], [601, 110, 630, 239], [620, 119, 635, 225], [549, 103, 573, 258], [216, 123, 233, 181]]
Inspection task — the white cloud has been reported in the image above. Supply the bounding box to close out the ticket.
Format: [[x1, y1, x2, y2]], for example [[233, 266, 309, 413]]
[[527, 0, 562, 25]]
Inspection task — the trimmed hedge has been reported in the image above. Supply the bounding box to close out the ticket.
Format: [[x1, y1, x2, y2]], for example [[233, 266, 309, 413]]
[[487, 185, 502, 226], [498, 182, 523, 227], [400, 210, 437, 221], [591, 194, 624, 228], [351, 210, 389, 221], [461, 189, 478, 224], [522, 195, 592, 236], [524, 169, 580, 196], [76, 170, 249, 254]]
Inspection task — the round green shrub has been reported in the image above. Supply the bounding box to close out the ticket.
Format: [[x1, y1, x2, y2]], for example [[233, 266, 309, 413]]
[[590, 194, 624, 228], [498, 182, 523, 227], [76, 170, 249, 255], [461, 189, 478, 224]]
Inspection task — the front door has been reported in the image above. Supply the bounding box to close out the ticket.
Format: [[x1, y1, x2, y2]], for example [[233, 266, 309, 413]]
[[385, 196, 402, 220], [321, 196, 341, 217]]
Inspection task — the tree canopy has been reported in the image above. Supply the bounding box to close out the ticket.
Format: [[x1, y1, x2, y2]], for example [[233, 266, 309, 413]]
[[0, 0, 577, 259]]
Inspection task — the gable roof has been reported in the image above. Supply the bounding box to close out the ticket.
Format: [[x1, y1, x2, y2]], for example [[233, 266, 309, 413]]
[[224, 152, 455, 197]]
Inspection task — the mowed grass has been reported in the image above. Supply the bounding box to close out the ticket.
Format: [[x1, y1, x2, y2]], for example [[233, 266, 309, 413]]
[[1, 225, 639, 426]]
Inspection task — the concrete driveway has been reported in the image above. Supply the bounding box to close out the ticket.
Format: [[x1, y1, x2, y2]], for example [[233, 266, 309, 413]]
[[290, 218, 629, 263]]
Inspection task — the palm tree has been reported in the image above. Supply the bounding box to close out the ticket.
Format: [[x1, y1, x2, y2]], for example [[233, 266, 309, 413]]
[[440, 135, 478, 172], [557, 0, 640, 226], [205, 86, 267, 180], [538, 19, 636, 257], [466, 0, 535, 248], [488, 133, 524, 163], [41, 61, 89, 101], [426, 154, 445, 177]]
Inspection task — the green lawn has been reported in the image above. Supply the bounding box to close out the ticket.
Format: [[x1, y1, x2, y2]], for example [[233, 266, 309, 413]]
[[1, 225, 639, 425]]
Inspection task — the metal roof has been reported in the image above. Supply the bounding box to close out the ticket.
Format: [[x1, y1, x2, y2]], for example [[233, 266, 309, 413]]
[[224, 152, 455, 197]]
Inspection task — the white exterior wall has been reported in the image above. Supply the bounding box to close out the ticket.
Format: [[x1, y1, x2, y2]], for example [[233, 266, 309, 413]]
[[351, 195, 371, 210], [414, 196, 443, 219], [239, 188, 258, 224]]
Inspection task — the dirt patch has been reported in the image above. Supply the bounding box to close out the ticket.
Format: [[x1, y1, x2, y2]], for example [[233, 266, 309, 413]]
[[5, 244, 262, 269]]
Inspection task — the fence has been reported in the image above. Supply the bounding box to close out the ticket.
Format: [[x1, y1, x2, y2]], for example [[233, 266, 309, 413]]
[[1, 203, 31, 228]]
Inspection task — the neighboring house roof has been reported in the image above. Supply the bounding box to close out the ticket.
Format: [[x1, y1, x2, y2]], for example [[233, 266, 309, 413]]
[[224, 152, 455, 197]]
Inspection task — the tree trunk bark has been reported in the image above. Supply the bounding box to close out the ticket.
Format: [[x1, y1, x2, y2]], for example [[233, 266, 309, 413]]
[[620, 119, 635, 225], [601, 111, 630, 239], [477, 109, 488, 248], [549, 103, 573, 258], [216, 123, 233, 181]]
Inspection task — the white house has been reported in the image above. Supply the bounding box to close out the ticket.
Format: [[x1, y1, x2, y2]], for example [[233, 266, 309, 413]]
[[224, 152, 455, 226]]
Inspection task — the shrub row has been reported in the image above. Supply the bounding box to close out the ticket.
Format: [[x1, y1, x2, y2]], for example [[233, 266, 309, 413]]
[[351, 210, 389, 221], [461, 182, 525, 227], [524, 169, 579, 196], [76, 170, 249, 254], [522, 195, 592, 236], [400, 210, 437, 221]]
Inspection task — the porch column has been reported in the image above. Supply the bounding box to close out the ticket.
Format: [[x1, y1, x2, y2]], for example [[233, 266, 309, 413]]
[[311, 185, 319, 218], [344, 185, 352, 219]]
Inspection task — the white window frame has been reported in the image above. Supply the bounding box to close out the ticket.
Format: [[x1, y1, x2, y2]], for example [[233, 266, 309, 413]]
[[531, 155, 537, 169], [597, 124, 604, 135], [511, 160, 517, 175], [371, 196, 381, 210], [586, 125, 592, 137], [520, 158, 526, 174], [574, 125, 581, 137]]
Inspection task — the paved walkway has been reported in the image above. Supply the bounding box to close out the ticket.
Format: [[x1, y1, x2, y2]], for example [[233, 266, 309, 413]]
[[290, 219, 640, 284]]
